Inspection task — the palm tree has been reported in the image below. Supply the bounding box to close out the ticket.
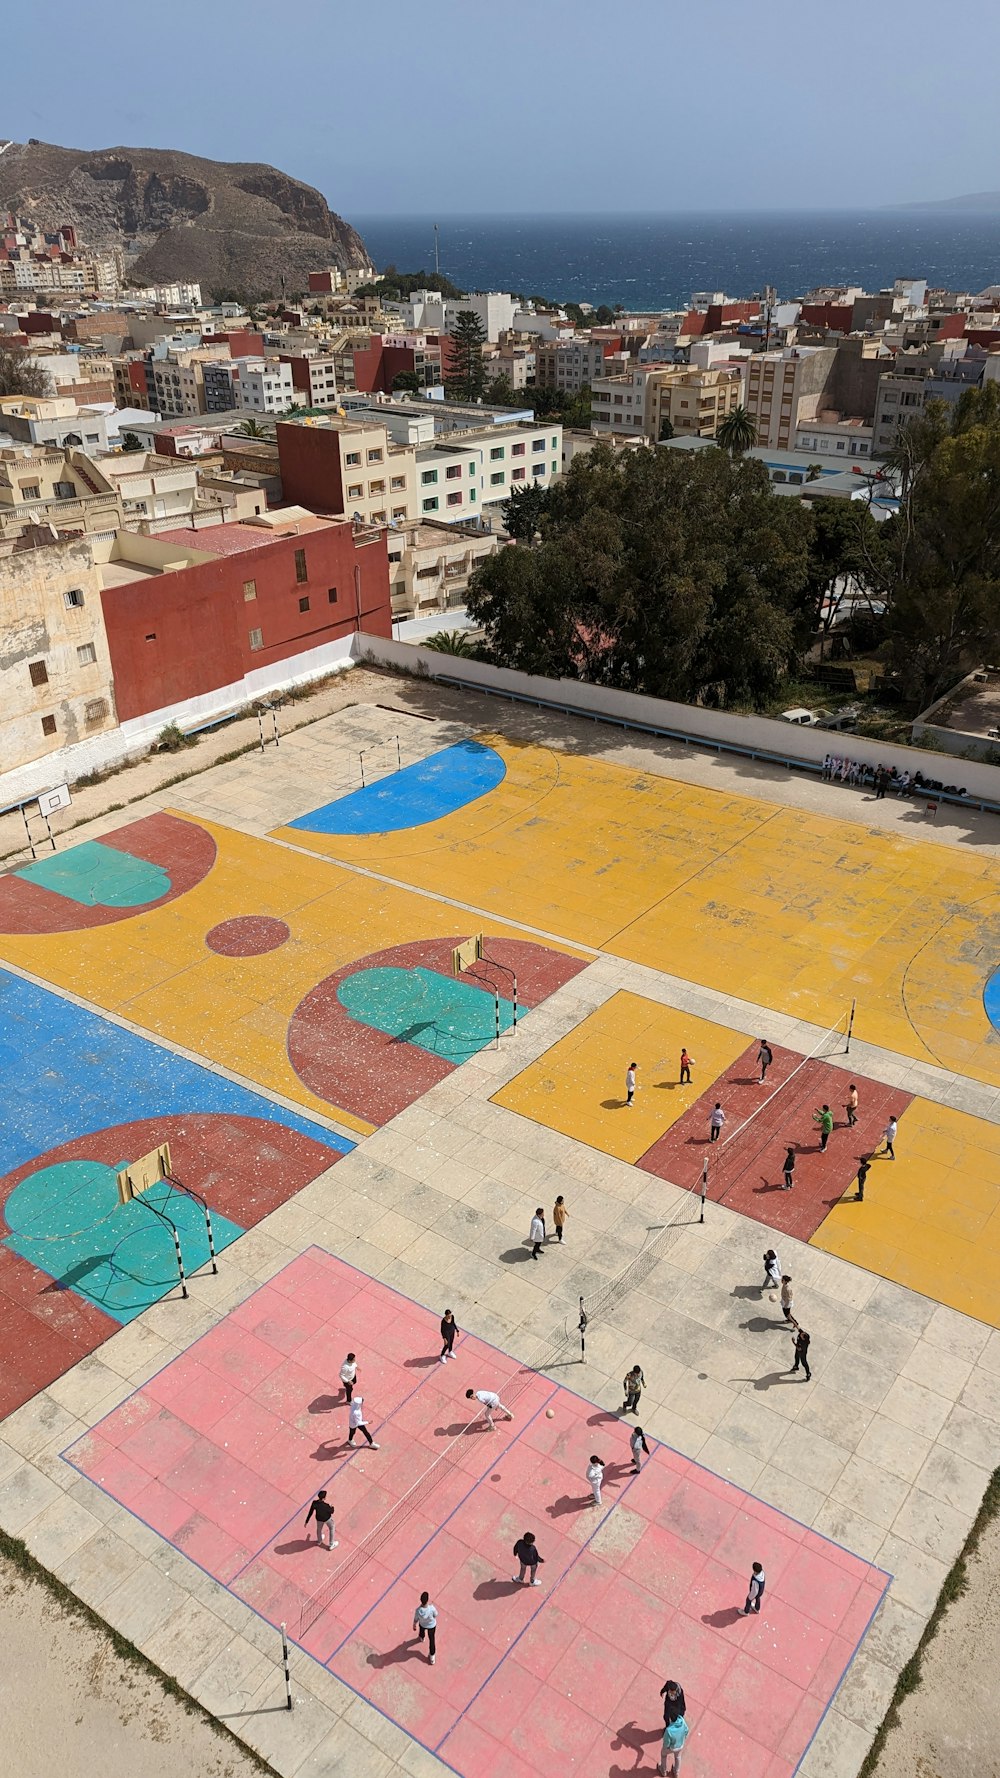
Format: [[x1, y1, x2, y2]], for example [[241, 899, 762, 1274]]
[[422, 629, 478, 656], [237, 417, 264, 438], [715, 406, 758, 456]]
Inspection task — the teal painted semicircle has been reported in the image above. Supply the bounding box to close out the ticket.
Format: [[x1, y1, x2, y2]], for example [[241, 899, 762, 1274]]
[[289, 740, 506, 836], [984, 968, 1000, 1034], [16, 840, 170, 908], [337, 965, 516, 1061]]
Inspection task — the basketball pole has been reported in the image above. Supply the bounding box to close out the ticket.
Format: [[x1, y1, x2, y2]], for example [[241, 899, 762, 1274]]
[[280, 1623, 293, 1710], [700, 1157, 708, 1224], [578, 1296, 588, 1363], [846, 998, 857, 1052]]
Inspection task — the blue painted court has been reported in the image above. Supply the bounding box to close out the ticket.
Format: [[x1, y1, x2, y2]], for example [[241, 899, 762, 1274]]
[[288, 740, 506, 835], [337, 964, 517, 1061]]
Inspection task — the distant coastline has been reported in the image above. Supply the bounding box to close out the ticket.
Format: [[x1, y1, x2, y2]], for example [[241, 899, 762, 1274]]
[[353, 210, 1000, 311]]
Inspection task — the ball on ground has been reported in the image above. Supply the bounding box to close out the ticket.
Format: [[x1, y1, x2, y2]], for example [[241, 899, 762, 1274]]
[[545, 1408, 555, 1419]]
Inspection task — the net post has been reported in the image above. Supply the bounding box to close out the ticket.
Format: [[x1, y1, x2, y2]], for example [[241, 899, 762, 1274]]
[[512, 971, 518, 1031], [272, 708, 279, 748], [359, 750, 366, 788], [280, 1623, 293, 1710], [846, 998, 856, 1052], [578, 1296, 588, 1363], [21, 804, 36, 861], [172, 1222, 188, 1298], [395, 735, 401, 771], [258, 709, 265, 753], [494, 987, 500, 1049], [700, 1157, 708, 1224], [204, 1202, 218, 1275]]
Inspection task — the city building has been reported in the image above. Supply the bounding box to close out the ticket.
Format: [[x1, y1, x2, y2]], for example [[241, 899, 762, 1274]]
[[0, 532, 117, 773], [794, 416, 873, 459], [534, 338, 607, 393], [743, 346, 838, 450], [385, 520, 499, 621], [236, 359, 297, 415], [591, 362, 743, 442]]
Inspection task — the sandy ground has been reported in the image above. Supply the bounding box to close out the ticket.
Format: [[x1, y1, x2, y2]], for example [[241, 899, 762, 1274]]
[[870, 1503, 1000, 1778], [0, 1552, 269, 1778]]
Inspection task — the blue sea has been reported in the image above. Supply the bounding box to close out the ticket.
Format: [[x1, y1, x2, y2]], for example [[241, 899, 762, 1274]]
[[353, 212, 1000, 311]]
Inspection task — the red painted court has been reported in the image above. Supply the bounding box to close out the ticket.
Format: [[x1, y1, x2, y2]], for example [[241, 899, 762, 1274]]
[[67, 1251, 889, 1778], [640, 1045, 912, 1241]]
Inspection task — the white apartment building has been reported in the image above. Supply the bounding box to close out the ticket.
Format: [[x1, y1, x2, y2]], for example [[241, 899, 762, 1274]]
[[794, 417, 873, 459], [743, 347, 838, 451], [384, 289, 518, 342], [591, 363, 743, 442], [237, 360, 297, 415], [126, 282, 203, 307], [292, 354, 341, 408]]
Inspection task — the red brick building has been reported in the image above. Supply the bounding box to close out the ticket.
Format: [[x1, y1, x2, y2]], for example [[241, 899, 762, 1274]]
[[99, 517, 390, 722]]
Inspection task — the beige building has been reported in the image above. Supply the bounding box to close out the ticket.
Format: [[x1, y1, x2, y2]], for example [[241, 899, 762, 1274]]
[[591, 363, 744, 442], [0, 446, 122, 541], [744, 346, 838, 450], [386, 521, 500, 620], [0, 533, 116, 773]]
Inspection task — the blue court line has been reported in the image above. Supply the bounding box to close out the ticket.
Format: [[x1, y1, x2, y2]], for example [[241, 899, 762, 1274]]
[[288, 739, 506, 836]]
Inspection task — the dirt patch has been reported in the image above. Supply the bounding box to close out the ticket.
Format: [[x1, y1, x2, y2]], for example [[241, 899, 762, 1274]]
[[0, 1552, 268, 1778]]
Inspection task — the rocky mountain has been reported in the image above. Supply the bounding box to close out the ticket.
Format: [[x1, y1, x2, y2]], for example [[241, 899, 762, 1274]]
[[0, 140, 372, 300], [897, 190, 1000, 211]]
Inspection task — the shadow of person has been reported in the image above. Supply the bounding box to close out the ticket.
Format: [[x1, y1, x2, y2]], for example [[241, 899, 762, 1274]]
[[499, 1246, 535, 1265], [367, 1639, 422, 1670], [586, 1408, 622, 1426], [601, 1098, 629, 1109], [273, 1536, 320, 1556], [609, 1717, 661, 1774], [740, 1315, 779, 1333], [403, 1355, 441, 1369], [546, 1493, 592, 1517], [474, 1577, 524, 1600], [730, 1284, 761, 1299], [307, 1393, 340, 1414], [702, 1605, 744, 1628]]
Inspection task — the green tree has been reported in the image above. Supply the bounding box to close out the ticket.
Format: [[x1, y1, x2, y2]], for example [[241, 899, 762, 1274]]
[[237, 417, 265, 438], [120, 431, 143, 453], [802, 497, 881, 640], [449, 310, 488, 401], [501, 481, 549, 541], [392, 369, 422, 395], [422, 629, 479, 656], [658, 417, 675, 442], [715, 405, 758, 456], [484, 374, 517, 408], [467, 444, 812, 708], [0, 345, 47, 399]]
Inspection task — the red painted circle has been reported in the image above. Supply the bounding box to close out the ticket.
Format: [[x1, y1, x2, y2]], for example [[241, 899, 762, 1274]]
[[206, 915, 290, 957]]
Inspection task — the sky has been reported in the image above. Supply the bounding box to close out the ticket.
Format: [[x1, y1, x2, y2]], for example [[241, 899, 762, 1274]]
[[5, 0, 1000, 218]]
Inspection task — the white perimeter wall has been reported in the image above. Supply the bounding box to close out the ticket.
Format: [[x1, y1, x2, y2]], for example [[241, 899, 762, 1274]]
[[352, 634, 1000, 807]]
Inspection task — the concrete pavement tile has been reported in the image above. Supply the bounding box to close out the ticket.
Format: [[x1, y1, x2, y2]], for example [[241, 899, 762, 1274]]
[[0, 1462, 61, 1534], [873, 1534, 948, 1615], [935, 1402, 1000, 1470], [854, 1417, 932, 1485], [811, 1498, 886, 1563], [899, 1340, 975, 1400], [100, 1560, 189, 1644], [19, 1493, 104, 1569], [890, 1488, 969, 1565], [880, 1376, 952, 1440], [913, 1443, 994, 1517], [1, 1394, 78, 1461], [144, 1598, 237, 1691], [694, 1432, 765, 1492], [829, 1454, 913, 1530]]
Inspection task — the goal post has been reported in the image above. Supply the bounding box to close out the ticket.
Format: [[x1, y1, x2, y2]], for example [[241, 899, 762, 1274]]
[[116, 1142, 172, 1205], [451, 934, 483, 977]]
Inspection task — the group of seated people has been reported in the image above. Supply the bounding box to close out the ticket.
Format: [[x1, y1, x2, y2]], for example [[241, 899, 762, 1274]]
[[820, 756, 967, 799]]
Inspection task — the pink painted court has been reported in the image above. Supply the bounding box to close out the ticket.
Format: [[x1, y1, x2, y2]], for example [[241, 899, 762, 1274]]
[[65, 1252, 889, 1778]]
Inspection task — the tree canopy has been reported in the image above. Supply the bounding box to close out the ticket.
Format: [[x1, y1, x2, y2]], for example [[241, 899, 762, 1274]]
[[447, 310, 488, 401], [0, 346, 48, 400], [467, 443, 813, 709]]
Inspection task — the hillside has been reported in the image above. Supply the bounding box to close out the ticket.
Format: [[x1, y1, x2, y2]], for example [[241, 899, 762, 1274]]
[[0, 139, 371, 300], [897, 189, 1000, 212]]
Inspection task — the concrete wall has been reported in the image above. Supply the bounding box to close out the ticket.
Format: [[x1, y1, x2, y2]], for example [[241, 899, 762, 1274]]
[[0, 537, 117, 775], [0, 629, 358, 812], [352, 635, 1000, 804]]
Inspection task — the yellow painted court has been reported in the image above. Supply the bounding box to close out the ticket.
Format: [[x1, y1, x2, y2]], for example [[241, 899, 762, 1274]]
[[274, 733, 1000, 1088], [492, 990, 751, 1161]]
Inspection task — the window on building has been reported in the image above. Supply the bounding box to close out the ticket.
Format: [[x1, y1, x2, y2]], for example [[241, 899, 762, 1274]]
[[328, 587, 338, 604], [367, 448, 383, 463], [21, 483, 41, 500], [490, 471, 504, 485], [490, 446, 504, 460], [345, 451, 362, 465], [369, 479, 385, 493], [532, 439, 545, 452], [392, 506, 407, 519], [532, 464, 545, 477], [446, 465, 462, 479], [64, 588, 85, 609], [28, 660, 48, 688], [84, 698, 108, 725], [421, 469, 438, 484], [145, 632, 156, 641], [347, 482, 363, 499], [511, 442, 526, 455], [388, 551, 402, 564], [299, 596, 310, 613], [391, 475, 406, 490], [243, 578, 257, 601], [41, 714, 57, 737], [551, 461, 557, 474], [76, 642, 97, 666], [371, 510, 386, 522], [294, 547, 308, 582], [422, 496, 439, 512], [447, 491, 462, 505], [512, 466, 526, 480], [249, 626, 264, 650]]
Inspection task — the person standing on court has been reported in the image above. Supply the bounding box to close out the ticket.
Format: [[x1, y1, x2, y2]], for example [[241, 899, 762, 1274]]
[[630, 1425, 650, 1473], [658, 1711, 690, 1778], [882, 1114, 898, 1159], [791, 1326, 812, 1380], [679, 1047, 693, 1085], [709, 1102, 726, 1143], [529, 1207, 546, 1259], [757, 1040, 773, 1083], [412, 1591, 437, 1663], [622, 1363, 645, 1414], [304, 1488, 337, 1547], [856, 1156, 871, 1201], [660, 1679, 686, 1727], [586, 1454, 605, 1505], [553, 1195, 568, 1243], [340, 1352, 358, 1403], [780, 1275, 797, 1326], [845, 1083, 859, 1127], [467, 1387, 513, 1431], [782, 1146, 796, 1191], [512, 1531, 543, 1585], [762, 1249, 781, 1292], [347, 1394, 380, 1448], [814, 1103, 834, 1152], [743, 1561, 766, 1615], [626, 1061, 638, 1106], [440, 1309, 458, 1362]]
